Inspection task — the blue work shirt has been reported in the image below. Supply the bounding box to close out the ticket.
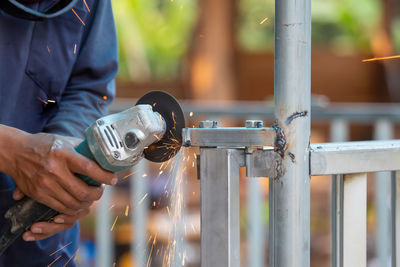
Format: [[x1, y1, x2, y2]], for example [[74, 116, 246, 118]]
[[0, 0, 118, 265]]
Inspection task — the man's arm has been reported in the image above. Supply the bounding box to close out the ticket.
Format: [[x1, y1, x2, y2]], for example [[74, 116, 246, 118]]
[[43, 0, 118, 138]]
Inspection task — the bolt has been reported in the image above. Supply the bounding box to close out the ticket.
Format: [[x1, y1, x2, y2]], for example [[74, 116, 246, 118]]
[[245, 120, 263, 128], [97, 120, 104, 126], [199, 120, 218, 128], [113, 151, 120, 159]]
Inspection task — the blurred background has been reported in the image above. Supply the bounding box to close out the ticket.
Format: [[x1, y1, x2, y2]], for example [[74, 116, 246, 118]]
[[76, 0, 400, 266]]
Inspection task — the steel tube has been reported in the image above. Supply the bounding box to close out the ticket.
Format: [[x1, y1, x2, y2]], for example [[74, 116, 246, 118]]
[[331, 175, 344, 267], [95, 186, 114, 267], [132, 161, 149, 267], [248, 178, 266, 267], [310, 140, 400, 175], [329, 119, 348, 267], [182, 127, 276, 148], [270, 0, 311, 264], [200, 148, 244, 267], [391, 171, 400, 267], [373, 119, 393, 267], [343, 173, 367, 267]]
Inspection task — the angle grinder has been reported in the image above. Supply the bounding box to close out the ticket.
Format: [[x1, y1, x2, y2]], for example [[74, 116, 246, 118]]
[[0, 91, 185, 255]]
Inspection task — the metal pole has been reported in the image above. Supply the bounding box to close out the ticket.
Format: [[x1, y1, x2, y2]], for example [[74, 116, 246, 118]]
[[246, 120, 266, 267], [171, 152, 185, 267], [373, 119, 393, 267], [343, 173, 367, 267], [132, 161, 149, 267], [330, 119, 348, 267], [391, 171, 400, 267], [270, 0, 311, 264], [200, 148, 243, 267], [95, 186, 114, 267]]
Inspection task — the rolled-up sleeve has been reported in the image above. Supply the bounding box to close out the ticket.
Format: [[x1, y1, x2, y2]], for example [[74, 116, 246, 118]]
[[43, 0, 118, 138]]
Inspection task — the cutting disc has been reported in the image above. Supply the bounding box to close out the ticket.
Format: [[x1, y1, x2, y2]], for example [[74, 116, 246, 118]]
[[136, 91, 185, 162]]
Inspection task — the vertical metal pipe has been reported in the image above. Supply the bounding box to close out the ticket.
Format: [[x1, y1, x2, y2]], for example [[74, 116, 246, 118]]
[[248, 179, 266, 267], [132, 161, 149, 267], [343, 173, 367, 267], [172, 152, 185, 267], [391, 171, 400, 267], [95, 186, 114, 267], [246, 120, 266, 267], [331, 174, 344, 267], [373, 119, 393, 267], [330, 119, 349, 143], [270, 0, 311, 264], [200, 148, 242, 267], [330, 119, 348, 267]]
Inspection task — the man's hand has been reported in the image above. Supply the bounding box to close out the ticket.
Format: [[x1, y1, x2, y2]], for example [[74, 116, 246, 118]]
[[13, 188, 90, 241], [0, 126, 117, 215]]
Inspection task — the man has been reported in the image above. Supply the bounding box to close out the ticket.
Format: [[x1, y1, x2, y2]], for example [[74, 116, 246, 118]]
[[0, 0, 118, 265]]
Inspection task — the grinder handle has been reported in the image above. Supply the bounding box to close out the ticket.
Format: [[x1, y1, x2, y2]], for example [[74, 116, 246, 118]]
[[74, 140, 101, 187]]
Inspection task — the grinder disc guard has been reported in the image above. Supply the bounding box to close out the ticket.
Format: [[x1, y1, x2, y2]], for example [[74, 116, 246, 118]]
[[136, 91, 185, 162]]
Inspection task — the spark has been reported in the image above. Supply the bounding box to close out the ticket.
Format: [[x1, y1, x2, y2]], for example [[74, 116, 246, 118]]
[[146, 233, 157, 267], [74, 44, 77, 54], [125, 205, 129, 216], [48, 99, 56, 103], [260, 17, 269, 24], [362, 55, 400, 62], [122, 170, 137, 179], [63, 248, 79, 267], [71, 8, 86, 26], [46, 45, 51, 53], [49, 241, 72, 256], [103, 95, 108, 100], [166, 206, 171, 216], [47, 255, 62, 267], [83, 0, 91, 12], [110, 216, 118, 231], [189, 112, 193, 117], [37, 96, 48, 104], [138, 193, 148, 205], [153, 133, 162, 141], [160, 162, 166, 170]]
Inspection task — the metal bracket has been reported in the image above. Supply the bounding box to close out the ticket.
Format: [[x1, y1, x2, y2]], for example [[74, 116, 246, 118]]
[[246, 149, 283, 178], [182, 127, 276, 147], [184, 120, 283, 179]]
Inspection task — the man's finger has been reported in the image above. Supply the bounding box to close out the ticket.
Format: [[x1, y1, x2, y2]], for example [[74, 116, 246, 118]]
[[23, 223, 72, 241], [43, 177, 90, 211], [56, 169, 105, 202], [12, 187, 24, 200], [66, 151, 117, 186], [53, 208, 90, 225]]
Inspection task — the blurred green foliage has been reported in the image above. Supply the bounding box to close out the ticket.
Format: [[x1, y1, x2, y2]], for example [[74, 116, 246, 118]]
[[237, 0, 382, 54], [112, 0, 197, 81]]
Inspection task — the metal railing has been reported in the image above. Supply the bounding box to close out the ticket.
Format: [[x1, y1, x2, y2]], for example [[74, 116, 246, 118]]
[[95, 100, 400, 267]]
